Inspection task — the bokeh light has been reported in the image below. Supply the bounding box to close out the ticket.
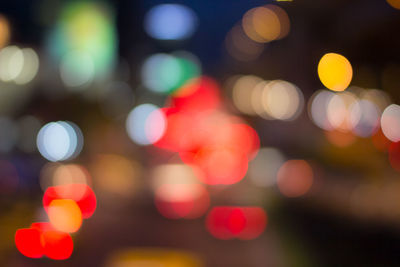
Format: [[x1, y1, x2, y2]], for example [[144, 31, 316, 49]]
[[43, 184, 97, 219], [0, 46, 24, 82], [105, 248, 203, 267], [262, 80, 304, 120], [41, 230, 73, 260], [230, 76, 304, 120], [242, 5, 290, 43], [47, 1, 116, 84], [141, 52, 200, 94], [5, 1, 399, 265], [39, 163, 91, 192], [349, 99, 380, 137], [0, 46, 39, 85], [14, 48, 39, 85], [193, 147, 249, 185], [317, 53, 353, 91], [326, 91, 358, 132], [15, 228, 44, 258], [152, 164, 210, 219], [0, 15, 10, 48], [381, 104, 400, 142], [126, 104, 166, 145], [206, 206, 267, 240], [308, 89, 336, 130], [387, 0, 400, 9], [28, 222, 74, 260], [144, 4, 198, 41], [47, 199, 83, 233], [172, 76, 221, 111], [59, 50, 94, 88], [231, 75, 263, 115], [277, 160, 313, 197], [37, 121, 83, 162]]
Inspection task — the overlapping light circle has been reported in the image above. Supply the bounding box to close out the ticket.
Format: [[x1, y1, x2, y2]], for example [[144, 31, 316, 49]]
[[381, 104, 400, 142], [126, 104, 166, 145], [0, 46, 39, 84], [37, 121, 83, 162], [242, 5, 290, 43], [309, 88, 385, 138], [141, 52, 200, 94], [230, 76, 304, 121]]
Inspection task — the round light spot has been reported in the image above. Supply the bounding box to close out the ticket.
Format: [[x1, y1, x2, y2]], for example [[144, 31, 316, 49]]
[[126, 104, 166, 145], [262, 80, 304, 120], [318, 53, 353, 91], [242, 5, 290, 43], [277, 160, 313, 197], [387, 0, 400, 9], [231, 75, 263, 115], [37, 121, 83, 162], [0, 46, 24, 82], [381, 104, 400, 142], [308, 90, 335, 130], [144, 4, 197, 41]]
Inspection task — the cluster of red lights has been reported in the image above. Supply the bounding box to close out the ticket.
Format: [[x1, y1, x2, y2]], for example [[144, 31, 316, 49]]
[[155, 76, 260, 185], [152, 76, 267, 239], [15, 183, 96, 260]]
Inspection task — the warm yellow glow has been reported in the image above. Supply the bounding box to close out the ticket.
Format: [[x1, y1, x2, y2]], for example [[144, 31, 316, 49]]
[[48, 199, 82, 233], [231, 75, 263, 115], [317, 53, 353, 92], [387, 0, 400, 9], [0, 15, 10, 48], [262, 80, 303, 120], [242, 5, 290, 43], [105, 248, 203, 267]]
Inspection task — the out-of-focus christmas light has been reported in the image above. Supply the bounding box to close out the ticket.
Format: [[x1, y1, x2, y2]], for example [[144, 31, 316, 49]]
[[318, 53, 353, 92]]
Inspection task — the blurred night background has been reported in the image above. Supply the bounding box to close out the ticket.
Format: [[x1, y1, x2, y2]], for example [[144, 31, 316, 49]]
[[2, 0, 400, 266]]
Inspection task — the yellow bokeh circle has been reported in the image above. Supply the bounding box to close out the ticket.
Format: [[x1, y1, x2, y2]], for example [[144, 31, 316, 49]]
[[317, 53, 353, 92]]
